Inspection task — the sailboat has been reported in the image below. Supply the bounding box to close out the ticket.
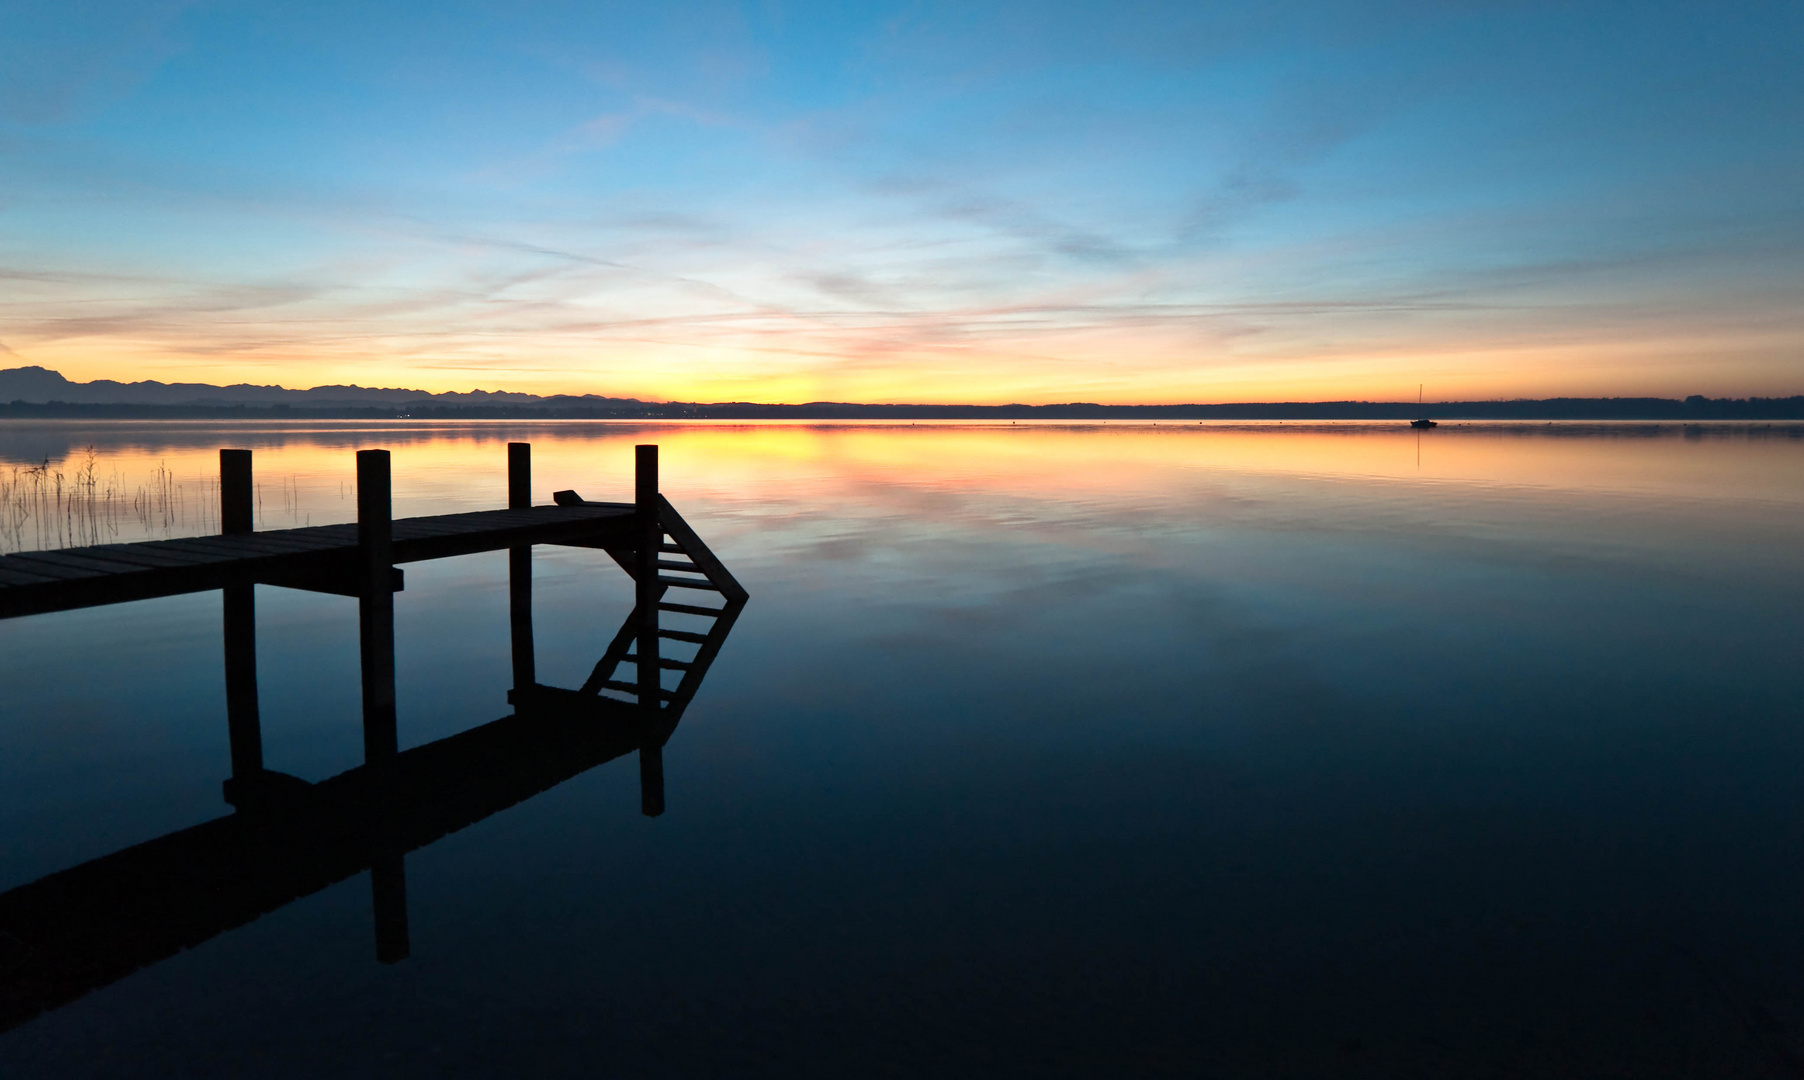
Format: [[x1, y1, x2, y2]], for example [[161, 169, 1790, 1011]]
[[1410, 384, 1437, 429]]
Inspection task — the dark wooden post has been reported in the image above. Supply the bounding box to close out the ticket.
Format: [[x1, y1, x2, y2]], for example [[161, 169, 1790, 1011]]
[[508, 441, 531, 510], [635, 445, 659, 715], [221, 448, 254, 534], [371, 852, 410, 963], [220, 449, 262, 781], [357, 449, 398, 764], [635, 445, 663, 815], [508, 442, 534, 693], [359, 448, 404, 959]]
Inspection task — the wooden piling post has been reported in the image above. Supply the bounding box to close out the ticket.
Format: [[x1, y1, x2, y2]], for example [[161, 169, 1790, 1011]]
[[635, 445, 659, 715], [635, 445, 663, 814], [220, 449, 254, 535], [357, 449, 398, 764], [508, 442, 531, 510], [359, 449, 404, 958], [507, 443, 534, 693], [220, 449, 262, 780]]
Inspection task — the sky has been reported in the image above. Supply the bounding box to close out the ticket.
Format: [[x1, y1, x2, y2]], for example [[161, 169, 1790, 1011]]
[[1, 1, 1801, 404]]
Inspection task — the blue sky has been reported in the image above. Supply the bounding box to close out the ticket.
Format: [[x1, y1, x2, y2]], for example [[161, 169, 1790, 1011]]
[[2, 0, 1801, 401]]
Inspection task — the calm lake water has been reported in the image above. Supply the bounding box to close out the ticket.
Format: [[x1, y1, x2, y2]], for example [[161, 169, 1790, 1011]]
[[2, 419, 1803, 1077]]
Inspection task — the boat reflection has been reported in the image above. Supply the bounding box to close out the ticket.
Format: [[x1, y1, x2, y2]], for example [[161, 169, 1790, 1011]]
[[0, 582, 743, 1034]]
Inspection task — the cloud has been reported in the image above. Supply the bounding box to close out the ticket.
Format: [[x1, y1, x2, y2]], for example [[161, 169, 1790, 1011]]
[[563, 94, 736, 151], [469, 94, 740, 186]]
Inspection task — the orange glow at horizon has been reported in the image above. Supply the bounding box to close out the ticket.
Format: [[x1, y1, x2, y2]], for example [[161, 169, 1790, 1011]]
[[25, 320, 1804, 406]]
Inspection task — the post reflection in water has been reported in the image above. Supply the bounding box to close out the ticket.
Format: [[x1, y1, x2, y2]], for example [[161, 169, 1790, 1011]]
[[0, 536, 745, 1034]]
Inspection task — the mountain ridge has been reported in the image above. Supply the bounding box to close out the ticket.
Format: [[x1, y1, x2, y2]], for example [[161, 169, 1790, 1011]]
[[0, 366, 650, 408], [3, 367, 1802, 420]]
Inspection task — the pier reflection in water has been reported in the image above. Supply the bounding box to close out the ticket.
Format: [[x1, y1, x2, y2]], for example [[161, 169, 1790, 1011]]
[[0, 445, 744, 1034]]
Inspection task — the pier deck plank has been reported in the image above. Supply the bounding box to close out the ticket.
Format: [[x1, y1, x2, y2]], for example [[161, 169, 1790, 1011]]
[[0, 502, 638, 619]]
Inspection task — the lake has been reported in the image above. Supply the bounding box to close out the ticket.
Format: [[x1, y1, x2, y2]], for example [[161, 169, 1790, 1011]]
[[2, 419, 1803, 1077]]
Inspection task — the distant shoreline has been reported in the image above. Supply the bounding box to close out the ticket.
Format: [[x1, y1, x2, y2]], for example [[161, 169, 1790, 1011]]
[[4, 397, 1804, 422], [4, 366, 1802, 420]]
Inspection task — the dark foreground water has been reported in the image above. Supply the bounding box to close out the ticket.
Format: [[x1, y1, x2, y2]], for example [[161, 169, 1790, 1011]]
[[2, 420, 1803, 1077]]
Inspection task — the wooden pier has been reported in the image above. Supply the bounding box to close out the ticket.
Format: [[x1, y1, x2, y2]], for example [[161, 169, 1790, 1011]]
[[0, 443, 747, 1030], [0, 445, 745, 619]]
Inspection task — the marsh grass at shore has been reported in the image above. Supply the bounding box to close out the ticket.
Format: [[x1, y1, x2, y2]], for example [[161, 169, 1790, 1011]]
[[0, 449, 224, 554]]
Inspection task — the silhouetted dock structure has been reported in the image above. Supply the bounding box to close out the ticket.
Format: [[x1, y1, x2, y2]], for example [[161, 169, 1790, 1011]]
[[0, 443, 746, 1033]]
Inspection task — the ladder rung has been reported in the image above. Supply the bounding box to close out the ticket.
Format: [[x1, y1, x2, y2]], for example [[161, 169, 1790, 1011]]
[[659, 629, 709, 643], [659, 543, 685, 553], [658, 574, 720, 591], [658, 601, 725, 617], [598, 679, 677, 700], [655, 558, 699, 571], [620, 655, 693, 671]]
